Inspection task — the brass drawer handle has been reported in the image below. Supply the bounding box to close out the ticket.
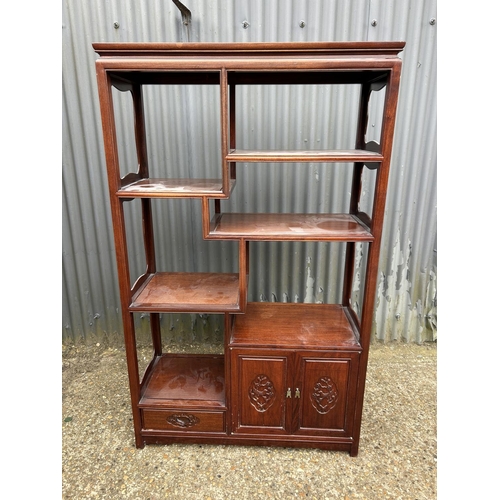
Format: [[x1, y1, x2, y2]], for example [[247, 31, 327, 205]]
[[295, 388, 301, 399]]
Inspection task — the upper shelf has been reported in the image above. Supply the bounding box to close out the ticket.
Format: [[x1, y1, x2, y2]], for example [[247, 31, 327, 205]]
[[226, 149, 383, 163]]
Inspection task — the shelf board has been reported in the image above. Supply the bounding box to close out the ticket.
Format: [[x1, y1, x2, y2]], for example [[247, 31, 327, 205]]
[[207, 213, 373, 241], [118, 178, 235, 198], [139, 354, 225, 408], [226, 149, 383, 163], [130, 272, 242, 313], [231, 302, 361, 350]]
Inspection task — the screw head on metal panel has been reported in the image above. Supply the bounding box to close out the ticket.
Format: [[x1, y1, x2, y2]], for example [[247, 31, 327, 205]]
[[371, 20, 377, 27], [242, 21, 250, 29], [429, 18, 436, 25], [299, 21, 306, 28], [113, 21, 120, 29]]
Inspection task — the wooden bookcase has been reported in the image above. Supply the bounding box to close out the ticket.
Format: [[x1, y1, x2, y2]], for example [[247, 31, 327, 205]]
[[93, 42, 404, 456]]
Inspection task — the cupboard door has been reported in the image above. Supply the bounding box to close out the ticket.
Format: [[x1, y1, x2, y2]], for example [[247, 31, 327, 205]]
[[231, 351, 289, 434], [296, 353, 359, 436]]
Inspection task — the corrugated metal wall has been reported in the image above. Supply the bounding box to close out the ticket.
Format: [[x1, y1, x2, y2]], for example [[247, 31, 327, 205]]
[[62, 0, 437, 344]]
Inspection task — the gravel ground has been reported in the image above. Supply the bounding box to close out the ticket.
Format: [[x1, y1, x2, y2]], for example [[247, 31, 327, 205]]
[[62, 342, 436, 499]]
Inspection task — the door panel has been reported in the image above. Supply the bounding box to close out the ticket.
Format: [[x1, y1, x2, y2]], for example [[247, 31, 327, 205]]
[[232, 352, 289, 433], [297, 354, 359, 435]]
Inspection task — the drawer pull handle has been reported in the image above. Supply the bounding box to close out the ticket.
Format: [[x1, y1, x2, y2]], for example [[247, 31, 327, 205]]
[[167, 413, 200, 428], [286, 388, 292, 398], [295, 388, 301, 399]]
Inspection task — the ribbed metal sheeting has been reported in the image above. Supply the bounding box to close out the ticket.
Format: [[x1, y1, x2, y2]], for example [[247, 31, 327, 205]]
[[62, 0, 437, 344]]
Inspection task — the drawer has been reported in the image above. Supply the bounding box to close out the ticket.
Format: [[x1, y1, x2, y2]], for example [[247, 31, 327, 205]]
[[142, 409, 225, 432]]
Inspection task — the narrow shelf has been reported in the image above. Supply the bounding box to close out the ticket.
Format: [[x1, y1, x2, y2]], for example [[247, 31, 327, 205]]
[[118, 178, 236, 199], [130, 272, 242, 312], [226, 149, 383, 163], [139, 354, 225, 408], [230, 302, 361, 350], [207, 213, 373, 241]]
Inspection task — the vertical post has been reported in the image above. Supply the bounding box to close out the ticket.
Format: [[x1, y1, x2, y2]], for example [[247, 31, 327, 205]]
[[220, 68, 230, 194], [342, 82, 372, 309], [132, 83, 162, 356], [95, 62, 144, 447], [350, 62, 402, 457], [229, 80, 236, 180], [223, 312, 233, 434], [359, 64, 402, 348], [238, 239, 248, 313]]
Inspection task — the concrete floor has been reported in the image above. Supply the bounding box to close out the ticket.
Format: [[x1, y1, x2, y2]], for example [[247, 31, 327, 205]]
[[62, 342, 436, 499]]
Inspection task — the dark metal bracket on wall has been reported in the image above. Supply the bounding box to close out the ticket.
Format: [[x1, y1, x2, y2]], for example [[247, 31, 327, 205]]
[[172, 0, 192, 41]]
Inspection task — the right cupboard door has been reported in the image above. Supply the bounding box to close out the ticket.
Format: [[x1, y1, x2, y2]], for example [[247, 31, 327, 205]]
[[294, 352, 360, 437]]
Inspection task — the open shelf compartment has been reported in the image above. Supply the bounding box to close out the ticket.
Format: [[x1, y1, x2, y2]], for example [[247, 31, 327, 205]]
[[139, 353, 226, 409], [118, 178, 236, 199], [130, 272, 243, 313], [230, 302, 362, 350], [204, 212, 374, 242]]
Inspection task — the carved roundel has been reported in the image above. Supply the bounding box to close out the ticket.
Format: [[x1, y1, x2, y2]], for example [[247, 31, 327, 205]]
[[166, 413, 200, 428], [248, 374, 277, 412], [310, 376, 339, 414]]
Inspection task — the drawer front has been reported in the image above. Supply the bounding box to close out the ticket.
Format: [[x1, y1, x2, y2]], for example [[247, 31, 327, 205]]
[[142, 409, 225, 433]]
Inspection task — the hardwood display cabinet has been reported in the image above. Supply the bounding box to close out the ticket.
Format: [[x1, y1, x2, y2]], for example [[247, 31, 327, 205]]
[[93, 42, 404, 456]]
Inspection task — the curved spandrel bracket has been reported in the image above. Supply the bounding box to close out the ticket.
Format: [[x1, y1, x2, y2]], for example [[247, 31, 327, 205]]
[[364, 140, 381, 170]]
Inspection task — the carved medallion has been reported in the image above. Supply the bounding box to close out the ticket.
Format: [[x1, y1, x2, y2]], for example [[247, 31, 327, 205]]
[[166, 413, 200, 428], [248, 374, 276, 412], [310, 376, 338, 414]]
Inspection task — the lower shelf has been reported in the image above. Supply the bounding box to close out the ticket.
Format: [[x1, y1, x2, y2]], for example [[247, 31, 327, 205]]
[[139, 354, 226, 409], [139, 354, 227, 435]]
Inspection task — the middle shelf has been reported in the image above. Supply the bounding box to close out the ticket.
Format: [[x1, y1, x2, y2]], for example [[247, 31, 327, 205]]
[[130, 272, 242, 313], [205, 212, 374, 241]]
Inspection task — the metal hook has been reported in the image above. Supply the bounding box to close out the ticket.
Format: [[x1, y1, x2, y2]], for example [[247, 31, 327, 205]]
[[172, 0, 192, 41]]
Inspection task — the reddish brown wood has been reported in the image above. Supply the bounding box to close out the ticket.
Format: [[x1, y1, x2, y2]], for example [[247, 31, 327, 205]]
[[226, 149, 383, 163], [350, 59, 403, 457], [220, 68, 230, 195], [296, 353, 359, 436], [139, 354, 226, 408], [142, 409, 225, 432], [130, 272, 242, 313], [231, 303, 361, 350], [229, 83, 236, 180], [229, 347, 360, 438], [118, 178, 236, 198], [231, 353, 289, 433], [342, 81, 372, 308], [93, 41, 405, 58], [238, 239, 248, 313], [94, 41, 404, 456], [207, 213, 374, 241]]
